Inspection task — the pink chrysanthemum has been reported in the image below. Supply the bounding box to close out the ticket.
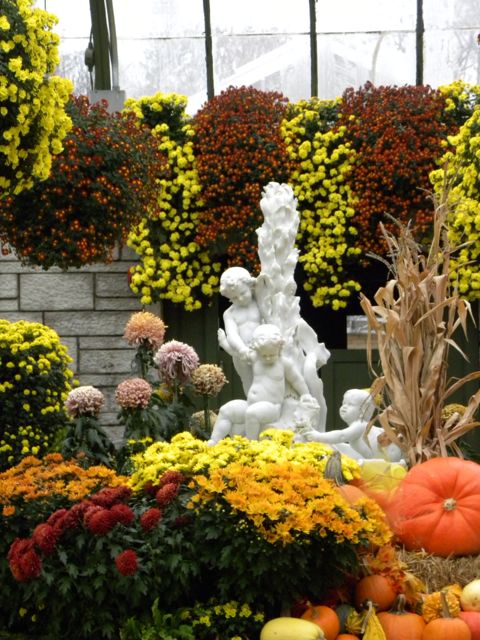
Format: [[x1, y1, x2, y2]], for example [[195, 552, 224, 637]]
[[115, 378, 152, 409], [65, 385, 105, 418], [191, 364, 228, 397], [115, 549, 138, 576], [153, 340, 199, 384], [155, 482, 179, 507], [32, 523, 59, 555], [123, 311, 166, 350], [139, 507, 162, 531]]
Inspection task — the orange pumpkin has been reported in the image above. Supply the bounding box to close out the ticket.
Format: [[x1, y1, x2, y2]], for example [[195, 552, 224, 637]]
[[377, 594, 425, 639], [459, 611, 480, 640], [388, 457, 480, 557], [353, 574, 397, 612], [336, 635, 360, 640], [301, 604, 340, 640], [422, 591, 472, 640]]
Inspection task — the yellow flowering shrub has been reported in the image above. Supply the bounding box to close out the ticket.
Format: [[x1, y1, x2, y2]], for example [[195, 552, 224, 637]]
[[0, 452, 126, 509], [125, 92, 222, 310], [190, 460, 391, 546], [0, 319, 74, 469], [282, 98, 361, 309], [128, 429, 361, 491], [0, 0, 72, 196]]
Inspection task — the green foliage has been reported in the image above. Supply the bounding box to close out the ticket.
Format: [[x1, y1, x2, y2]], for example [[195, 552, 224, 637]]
[[61, 415, 116, 468], [0, 319, 74, 470]]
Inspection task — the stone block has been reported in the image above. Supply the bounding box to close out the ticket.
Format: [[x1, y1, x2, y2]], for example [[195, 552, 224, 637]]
[[0, 299, 19, 311], [0, 274, 18, 298], [80, 336, 133, 350], [76, 373, 133, 387], [79, 348, 134, 374], [20, 273, 94, 310], [45, 310, 134, 336], [96, 273, 133, 298], [0, 311, 43, 323], [95, 297, 142, 311]]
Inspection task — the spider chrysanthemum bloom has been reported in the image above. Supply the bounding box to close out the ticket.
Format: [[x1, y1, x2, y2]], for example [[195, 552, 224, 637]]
[[65, 386, 105, 418], [153, 340, 200, 384], [191, 364, 228, 397], [115, 378, 152, 410], [123, 311, 166, 350]]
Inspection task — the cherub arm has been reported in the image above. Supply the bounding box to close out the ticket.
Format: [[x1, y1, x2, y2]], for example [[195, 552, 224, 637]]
[[301, 420, 367, 444]]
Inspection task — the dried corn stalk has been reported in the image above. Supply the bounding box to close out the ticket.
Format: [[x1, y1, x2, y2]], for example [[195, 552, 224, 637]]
[[360, 189, 480, 466]]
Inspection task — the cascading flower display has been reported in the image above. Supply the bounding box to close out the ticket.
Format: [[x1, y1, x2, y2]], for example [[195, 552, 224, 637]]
[[154, 340, 200, 385], [193, 85, 292, 270], [282, 97, 361, 309], [0, 94, 165, 269], [338, 82, 455, 259], [430, 101, 480, 299], [126, 92, 222, 310], [0, 0, 73, 196]]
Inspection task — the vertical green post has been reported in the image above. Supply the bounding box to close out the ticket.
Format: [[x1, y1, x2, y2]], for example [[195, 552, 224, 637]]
[[309, 0, 318, 97], [203, 0, 215, 100], [89, 0, 112, 90]]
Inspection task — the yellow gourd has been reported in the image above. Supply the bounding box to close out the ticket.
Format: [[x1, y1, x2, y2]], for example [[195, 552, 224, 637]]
[[422, 588, 461, 622], [260, 616, 325, 640]]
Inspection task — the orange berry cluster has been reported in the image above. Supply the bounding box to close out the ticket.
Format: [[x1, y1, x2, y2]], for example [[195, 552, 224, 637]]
[[0, 95, 165, 270], [192, 86, 293, 272]]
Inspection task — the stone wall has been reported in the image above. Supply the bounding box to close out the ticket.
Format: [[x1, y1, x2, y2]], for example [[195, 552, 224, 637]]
[[0, 245, 160, 444]]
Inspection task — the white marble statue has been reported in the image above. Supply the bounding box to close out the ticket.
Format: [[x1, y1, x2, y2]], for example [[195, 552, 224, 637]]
[[296, 388, 405, 463], [209, 324, 317, 444], [213, 182, 330, 443]]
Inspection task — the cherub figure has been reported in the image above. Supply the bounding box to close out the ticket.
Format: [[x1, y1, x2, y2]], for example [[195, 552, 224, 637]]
[[297, 388, 404, 462], [217, 266, 262, 395], [208, 324, 312, 444]]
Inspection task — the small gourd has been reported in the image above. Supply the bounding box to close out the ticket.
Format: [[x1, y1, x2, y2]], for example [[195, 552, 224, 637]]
[[301, 604, 340, 640], [422, 588, 461, 623], [324, 451, 368, 505], [422, 591, 472, 640], [259, 616, 325, 640], [461, 579, 480, 612]]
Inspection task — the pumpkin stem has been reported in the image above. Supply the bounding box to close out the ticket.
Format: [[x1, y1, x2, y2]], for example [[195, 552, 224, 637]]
[[443, 497, 457, 511], [324, 451, 347, 486], [440, 590, 453, 618], [389, 593, 407, 614]]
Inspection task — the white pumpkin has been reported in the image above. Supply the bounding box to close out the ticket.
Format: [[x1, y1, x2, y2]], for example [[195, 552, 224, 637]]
[[260, 616, 325, 640], [461, 579, 480, 612]]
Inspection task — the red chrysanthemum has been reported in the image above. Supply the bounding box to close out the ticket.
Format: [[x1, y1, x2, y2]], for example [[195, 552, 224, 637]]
[[85, 508, 117, 535], [115, 549, 138, 576], [158, 470, 185, 487], [8, 539, 42, 582], [110, 503, 135, 526], [32, 523, 59, 555], [90, 486, 132, 508], [139, 507, 162, 531], [155, 482, 179, 507], [142, 480, 160, 495]]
